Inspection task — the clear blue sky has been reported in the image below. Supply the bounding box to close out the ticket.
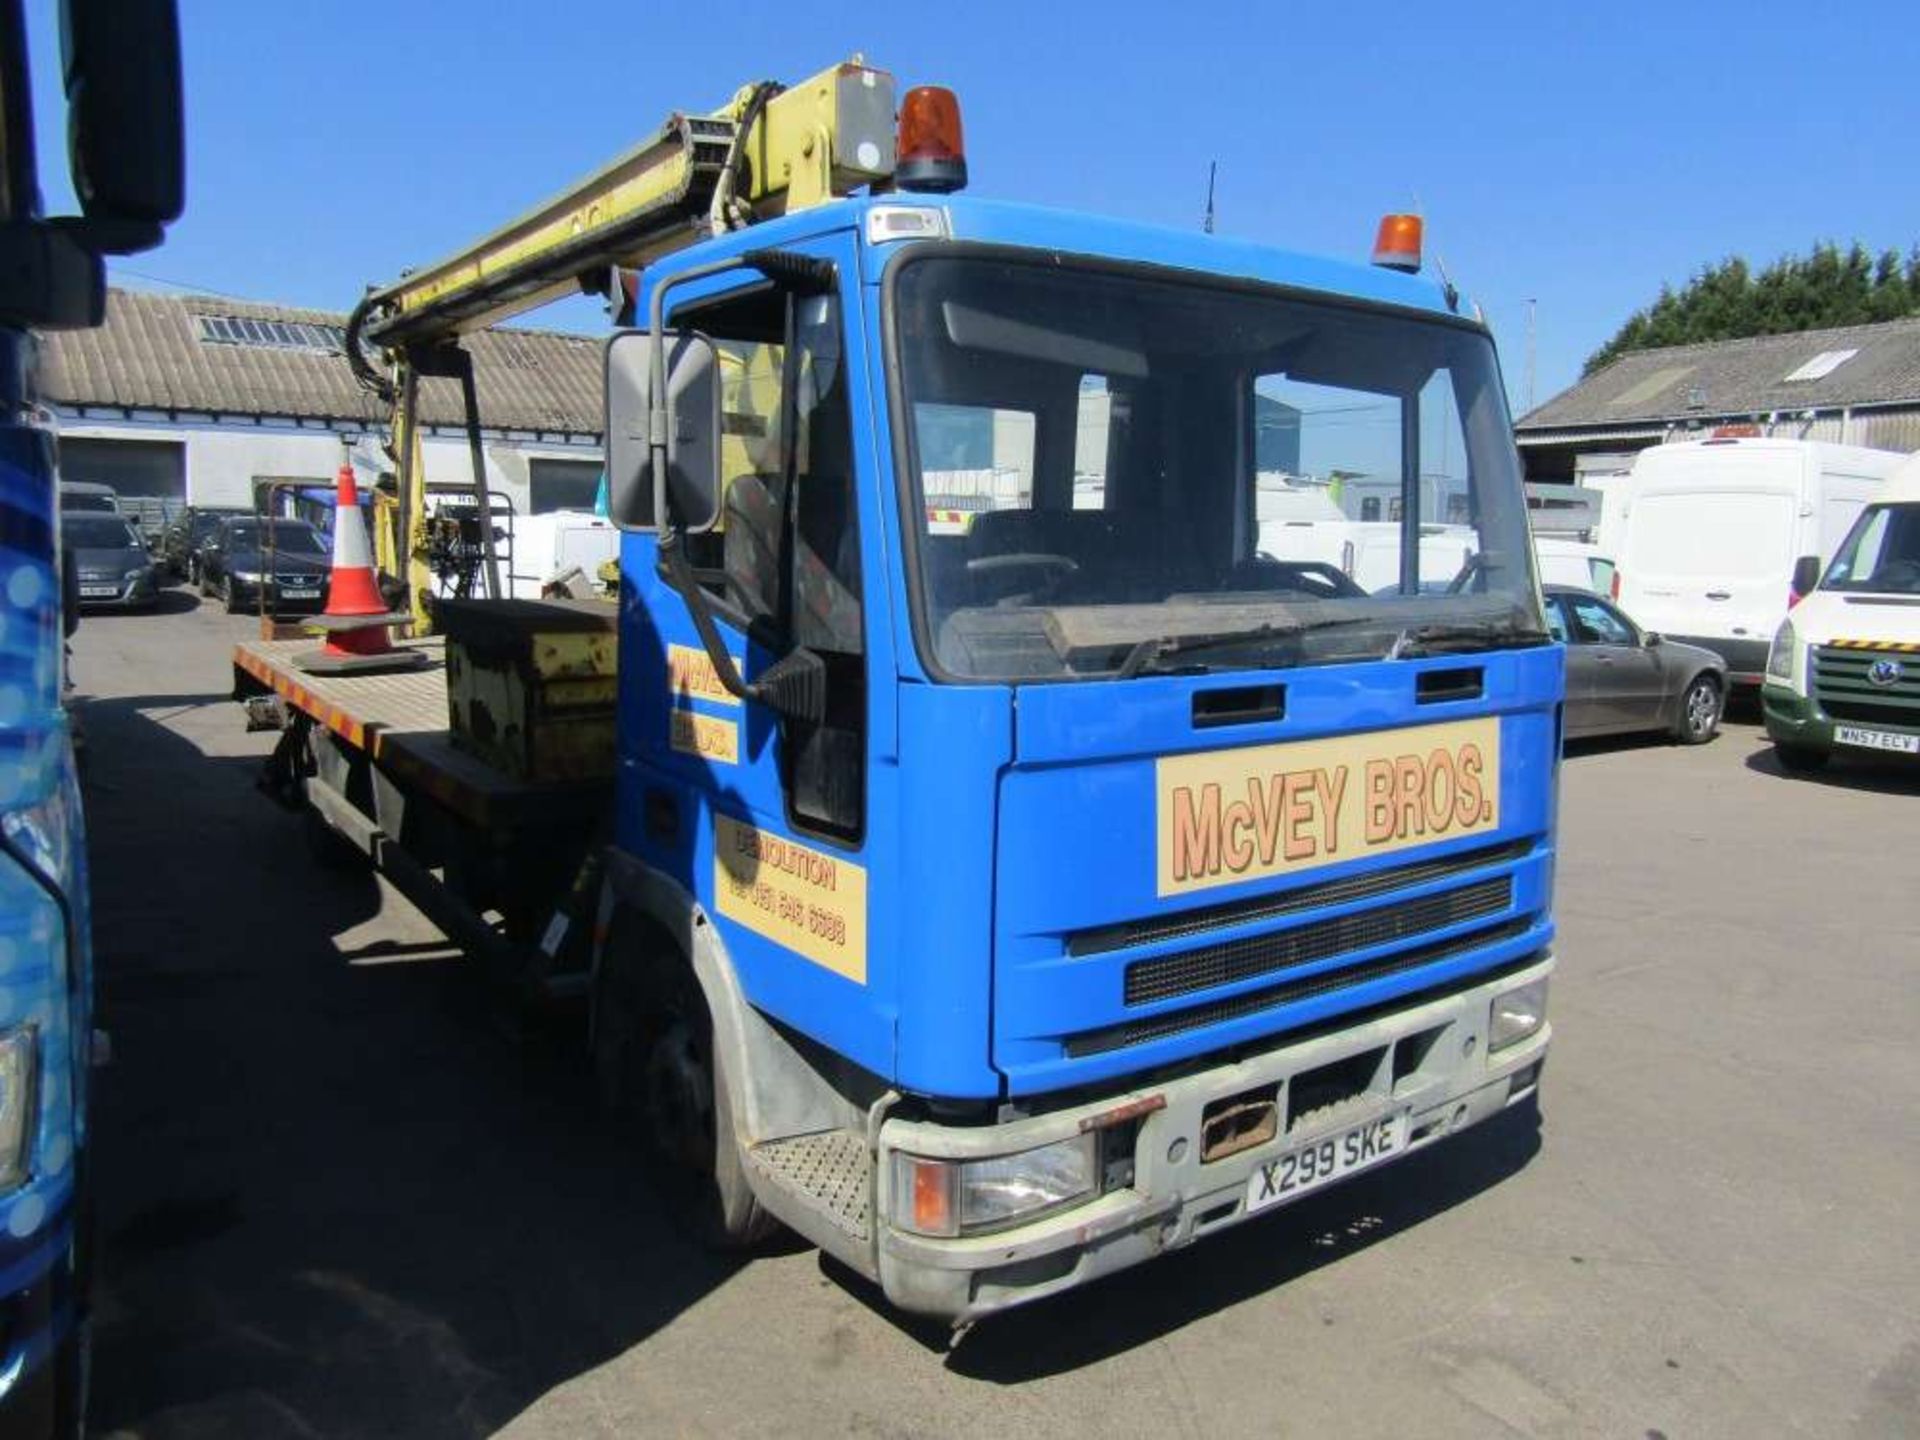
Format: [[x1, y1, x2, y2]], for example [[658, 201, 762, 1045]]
[[21, 0, 1920, 410]]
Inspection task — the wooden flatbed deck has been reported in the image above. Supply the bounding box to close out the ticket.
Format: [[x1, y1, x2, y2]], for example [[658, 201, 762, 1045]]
[[233, 636, 606, 833]]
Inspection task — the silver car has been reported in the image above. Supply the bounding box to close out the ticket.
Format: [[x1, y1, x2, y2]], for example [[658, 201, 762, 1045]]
[[1545, 585, 1725, 744]]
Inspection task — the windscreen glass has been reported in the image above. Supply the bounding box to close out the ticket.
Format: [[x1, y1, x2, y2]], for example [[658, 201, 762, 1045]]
[[225, 522, 327, 556], [64, 516, 140, 548], [1822, 502, 1920, 594], [891, 255, 1541, 681]]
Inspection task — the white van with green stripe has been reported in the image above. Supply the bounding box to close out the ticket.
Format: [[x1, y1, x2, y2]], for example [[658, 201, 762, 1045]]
[[1763, 453, 1920, 771]]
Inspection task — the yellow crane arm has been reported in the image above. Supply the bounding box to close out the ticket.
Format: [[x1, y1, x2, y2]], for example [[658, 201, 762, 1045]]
[[356, 58, 897, 351]]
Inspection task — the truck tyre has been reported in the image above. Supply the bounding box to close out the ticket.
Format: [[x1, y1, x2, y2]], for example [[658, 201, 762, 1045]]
[[1774, 742, 1828, 774], [593, 930, 775, 1250], [1672, 674, 1721, 744]]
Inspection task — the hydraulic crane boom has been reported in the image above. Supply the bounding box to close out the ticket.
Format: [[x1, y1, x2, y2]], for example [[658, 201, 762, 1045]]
[[346, 58, 898, 628]]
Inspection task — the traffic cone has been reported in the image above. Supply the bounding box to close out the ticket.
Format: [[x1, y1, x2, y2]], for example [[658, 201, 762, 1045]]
[[294, 467, 428, 674]]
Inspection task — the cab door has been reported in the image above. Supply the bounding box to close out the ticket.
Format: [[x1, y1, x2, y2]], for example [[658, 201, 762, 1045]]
[[622, 231, 899, 1081]]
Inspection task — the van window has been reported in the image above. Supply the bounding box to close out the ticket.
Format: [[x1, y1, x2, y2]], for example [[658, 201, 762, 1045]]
[[1631, 491, 1794, 576]]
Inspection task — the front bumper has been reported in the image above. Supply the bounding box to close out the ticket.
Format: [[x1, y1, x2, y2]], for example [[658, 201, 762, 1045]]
[[1764, 683, 1920, 760], [229, 578, 330, 614], [874, 954, 1553, 1322], [74, 574, 155, 609]]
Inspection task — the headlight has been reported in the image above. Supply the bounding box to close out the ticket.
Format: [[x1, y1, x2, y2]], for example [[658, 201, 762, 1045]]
[[1766, 619, 1795, 680], [892, 1132, 1098, 1237], [232, 569, 263, 585], [0, 1026, 37, 1193], [1490, 977, 1549, 1051]]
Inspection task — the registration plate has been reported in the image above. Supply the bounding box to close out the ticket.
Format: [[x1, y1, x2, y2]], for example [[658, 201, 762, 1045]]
[[80, 585, 118, 598], [281, 588, 320, 600], [1245, 1109, 1412, 1215], [1834, 724, 1919, 755]]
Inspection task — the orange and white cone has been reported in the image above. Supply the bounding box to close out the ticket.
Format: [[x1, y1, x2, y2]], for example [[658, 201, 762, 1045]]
[[295, 467, 427, 674]]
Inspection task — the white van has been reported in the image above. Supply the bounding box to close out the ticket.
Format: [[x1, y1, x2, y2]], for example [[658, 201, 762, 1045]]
[[1533, 536, 1615, 594], [505, 510, 620, 599], [1761, 452, 1920, 770], [1255, 479, 1477, 593], [1615, 438, 1902, 682]]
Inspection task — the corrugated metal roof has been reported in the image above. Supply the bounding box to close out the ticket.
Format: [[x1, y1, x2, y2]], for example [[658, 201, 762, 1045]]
[[37, 288, 604, 435], [1517, 317, 1920, 434]]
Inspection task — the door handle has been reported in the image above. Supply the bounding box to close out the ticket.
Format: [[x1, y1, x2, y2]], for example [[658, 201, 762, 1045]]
[[1705, 591, 1731, 601]]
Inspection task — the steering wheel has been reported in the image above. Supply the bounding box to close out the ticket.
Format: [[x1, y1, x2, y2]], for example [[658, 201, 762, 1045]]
[[1221, 555, 1366, 599]]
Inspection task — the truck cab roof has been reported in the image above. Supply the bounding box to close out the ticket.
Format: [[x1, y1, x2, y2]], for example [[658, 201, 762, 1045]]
[[651, 192, 1467, 323]]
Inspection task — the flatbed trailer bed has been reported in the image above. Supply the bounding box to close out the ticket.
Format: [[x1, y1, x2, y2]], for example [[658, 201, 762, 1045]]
[[232, 636, 610, 991]]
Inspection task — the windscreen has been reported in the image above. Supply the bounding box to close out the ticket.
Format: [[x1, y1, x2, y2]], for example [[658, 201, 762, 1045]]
[[64, 515, 140, 548], [1822, 502, 1920, 595], [225, 521, 327, 556], [891, 255, 1541, 680]]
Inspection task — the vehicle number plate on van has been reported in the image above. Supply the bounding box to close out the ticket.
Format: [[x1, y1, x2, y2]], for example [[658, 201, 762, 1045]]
[[1835, 724, 1919, 755], [1245, 1109, 1411, 1215], [80, 585, 117, 598]]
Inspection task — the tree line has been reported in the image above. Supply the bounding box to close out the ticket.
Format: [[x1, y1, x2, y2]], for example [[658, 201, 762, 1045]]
[[1584, 242, 1920, 377]]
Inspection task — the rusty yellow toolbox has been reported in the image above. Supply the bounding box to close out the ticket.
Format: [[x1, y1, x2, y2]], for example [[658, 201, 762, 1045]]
[[436, 598, 619, 781]]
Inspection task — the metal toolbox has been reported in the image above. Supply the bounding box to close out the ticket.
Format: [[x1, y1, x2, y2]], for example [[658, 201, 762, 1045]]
[[436, 597, 619, 782]]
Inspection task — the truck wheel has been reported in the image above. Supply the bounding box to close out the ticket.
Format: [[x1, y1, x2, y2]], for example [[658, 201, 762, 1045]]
[[594, 938, 774, 1249], [1672, 674, 1721, 744], [1774, 742, 1828, 773]]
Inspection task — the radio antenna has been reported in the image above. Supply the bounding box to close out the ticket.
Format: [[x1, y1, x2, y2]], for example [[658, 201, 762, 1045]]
[[1203, 161, 1217, 234]]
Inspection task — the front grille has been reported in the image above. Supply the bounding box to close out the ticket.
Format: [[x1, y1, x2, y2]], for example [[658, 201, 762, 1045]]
[[1125, 875, 1512, 1006], [1813, 646, 1920, 725], [1066, 917, 1537, 1057], [1071, 838, 1533, 957]]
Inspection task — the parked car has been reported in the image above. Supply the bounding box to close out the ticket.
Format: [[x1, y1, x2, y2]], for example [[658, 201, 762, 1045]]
[[159, 504, 247, 581], [1544, 584, 1725, 744], [57, 479, 119, 513], [62, 511, 158, 609], [198, 515, 331, 614]]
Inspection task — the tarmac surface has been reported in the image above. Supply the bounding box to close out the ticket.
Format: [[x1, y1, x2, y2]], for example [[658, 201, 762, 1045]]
[[70, 589, 1918, 1439]]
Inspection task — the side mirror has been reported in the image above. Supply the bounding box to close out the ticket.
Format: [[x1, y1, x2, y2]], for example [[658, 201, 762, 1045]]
[[1790, 554, 1822, 598], [60, 0, 185, 254], [604, 329, 721, 532], [1643, 631, 1662, 648]]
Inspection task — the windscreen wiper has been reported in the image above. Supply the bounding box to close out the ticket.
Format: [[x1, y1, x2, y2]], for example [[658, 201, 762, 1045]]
[[1116, 621, 1301, 679], [1386, 621, 1555, 659]]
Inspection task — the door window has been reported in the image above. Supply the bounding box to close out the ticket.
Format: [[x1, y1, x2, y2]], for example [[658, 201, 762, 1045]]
[[674, 282, 866, 841], [1566, 595, 1634, 645]]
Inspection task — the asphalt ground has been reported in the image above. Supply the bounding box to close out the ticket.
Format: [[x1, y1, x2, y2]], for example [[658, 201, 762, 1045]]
[[66, 587, 1919, 1439]]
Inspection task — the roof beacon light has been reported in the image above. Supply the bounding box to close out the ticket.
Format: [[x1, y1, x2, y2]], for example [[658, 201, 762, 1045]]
[[1371, 213, 1423, 273], [896, 86, 967, 194]]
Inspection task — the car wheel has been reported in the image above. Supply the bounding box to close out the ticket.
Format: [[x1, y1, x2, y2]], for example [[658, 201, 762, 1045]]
[[1775, 742, 1828, 773], [223, 577, 243, 615], [1672, 674, 1722, 745]]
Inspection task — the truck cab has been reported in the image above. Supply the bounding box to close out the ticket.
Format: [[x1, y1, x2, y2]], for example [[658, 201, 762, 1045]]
[[599, 189, 1559, 1318]]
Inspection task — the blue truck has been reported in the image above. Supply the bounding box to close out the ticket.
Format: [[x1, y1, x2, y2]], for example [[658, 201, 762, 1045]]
[[244, 62, 1558, 1324], [0, 0, 181, 1427]]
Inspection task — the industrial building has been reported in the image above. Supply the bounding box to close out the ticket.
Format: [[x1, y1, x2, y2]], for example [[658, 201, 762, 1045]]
[[37, 288, 604, 518], [1515, 316, 1920, 484]]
